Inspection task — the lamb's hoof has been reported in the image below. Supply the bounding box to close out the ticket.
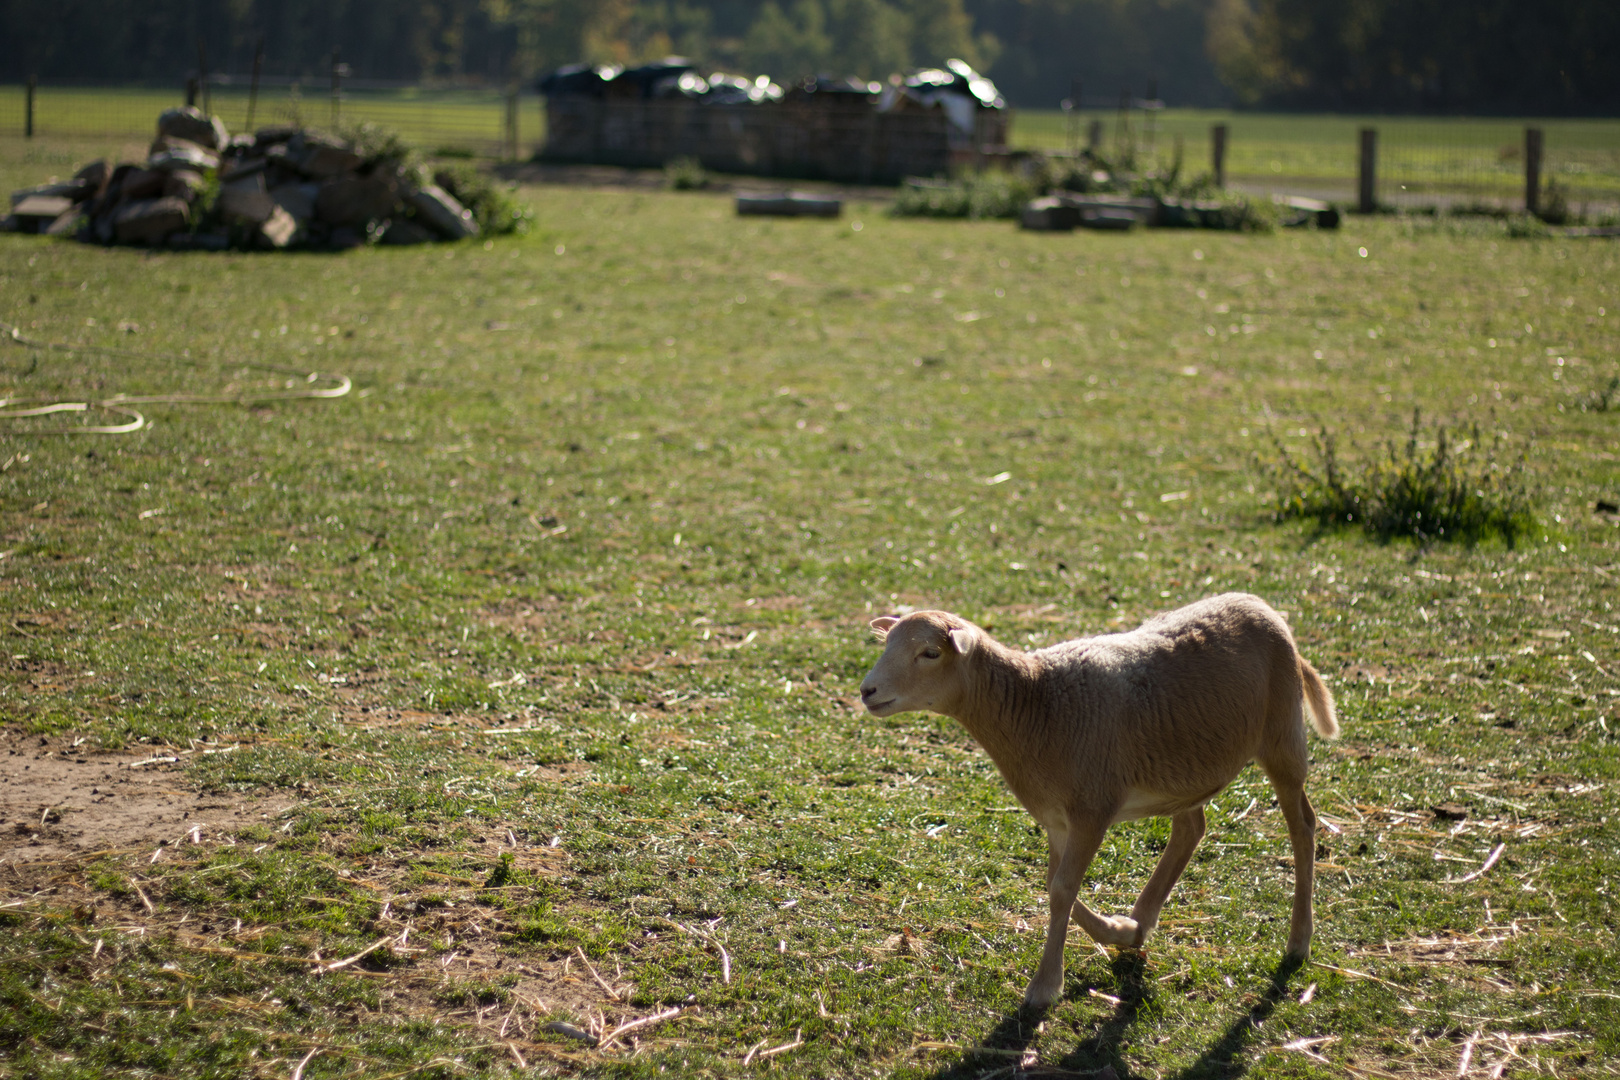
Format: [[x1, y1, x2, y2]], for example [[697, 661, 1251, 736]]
[[1282, 941, 1310, 971], [1022, 977, 1062, 1010], [1096, 915, 1139, 948]]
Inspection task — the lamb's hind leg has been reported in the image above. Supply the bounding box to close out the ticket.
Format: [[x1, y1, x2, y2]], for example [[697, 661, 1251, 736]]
[[1068, 806, 1205, 949]]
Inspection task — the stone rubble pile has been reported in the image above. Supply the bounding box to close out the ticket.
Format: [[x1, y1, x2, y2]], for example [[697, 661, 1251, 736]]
[[3, 106, 480, 250]]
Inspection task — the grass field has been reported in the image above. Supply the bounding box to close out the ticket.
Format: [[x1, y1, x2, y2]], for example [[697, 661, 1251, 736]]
[[2, 137, 1619, 1079]]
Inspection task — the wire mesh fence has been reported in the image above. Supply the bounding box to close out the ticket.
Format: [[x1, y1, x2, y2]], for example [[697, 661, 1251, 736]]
[[2, 79, 546, 159], [1011, 106, 1620, 211], [5, 80, 1618, 211]]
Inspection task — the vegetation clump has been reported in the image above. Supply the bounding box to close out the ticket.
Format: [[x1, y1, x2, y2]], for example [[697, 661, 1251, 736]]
[[1263, 409, 1534, 543], [663, 156, 710, 190], [430, 162, 534, 236]]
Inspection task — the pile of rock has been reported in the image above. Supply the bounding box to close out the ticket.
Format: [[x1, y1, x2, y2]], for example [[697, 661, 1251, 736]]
[[3, 106, 480, 250]]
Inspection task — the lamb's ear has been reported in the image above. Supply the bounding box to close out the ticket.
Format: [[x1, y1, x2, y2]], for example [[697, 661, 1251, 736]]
[[947, 626, 976, 655], [870, 616, 900, 638]]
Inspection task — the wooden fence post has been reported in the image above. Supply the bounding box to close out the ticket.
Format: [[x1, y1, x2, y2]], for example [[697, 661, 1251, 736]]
[[1087, 119, 1102, 154], [1212, 123, 1227, 188], [25, 75, 36, 138], [1358, 127, 1377, 213], [246, 38, 264, 134], [506, 90, 519, 161], [1524, 127, 1543, 216]]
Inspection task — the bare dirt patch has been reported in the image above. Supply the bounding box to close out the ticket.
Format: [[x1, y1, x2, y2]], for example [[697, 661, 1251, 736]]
[[0, 727, 295, 869]]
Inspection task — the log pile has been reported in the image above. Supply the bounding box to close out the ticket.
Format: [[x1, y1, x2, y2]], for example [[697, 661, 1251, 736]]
[[3, 106, 480, 250]]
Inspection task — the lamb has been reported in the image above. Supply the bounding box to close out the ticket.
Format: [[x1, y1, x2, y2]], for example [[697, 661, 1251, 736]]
[[858, 592, 1338, 1008]]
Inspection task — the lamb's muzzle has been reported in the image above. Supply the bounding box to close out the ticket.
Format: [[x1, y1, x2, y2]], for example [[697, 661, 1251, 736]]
[[858, 593, 1338, 1008]]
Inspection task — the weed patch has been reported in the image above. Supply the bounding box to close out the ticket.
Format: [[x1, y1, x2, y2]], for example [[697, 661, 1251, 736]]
[[1263, 410, 1535, 544]]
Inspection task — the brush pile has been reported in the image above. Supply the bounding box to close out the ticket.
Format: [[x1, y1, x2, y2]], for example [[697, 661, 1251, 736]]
[[3, 106, 482, 250]]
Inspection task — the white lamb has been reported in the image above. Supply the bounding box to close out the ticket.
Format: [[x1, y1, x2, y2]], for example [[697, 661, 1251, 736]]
[[859, 592, 1338, 1007]]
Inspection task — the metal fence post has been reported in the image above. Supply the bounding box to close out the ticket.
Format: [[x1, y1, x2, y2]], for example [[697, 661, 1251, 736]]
[[1212, 123, 1227, 188], [25, 74, 36, 138], [1524, 127, 1543, 216], [1358, 127, 1377, 213]]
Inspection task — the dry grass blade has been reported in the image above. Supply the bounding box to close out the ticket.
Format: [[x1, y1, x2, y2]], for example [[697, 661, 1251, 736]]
[[756, 1029, 804, 1060], [661, 917, 732, 984], [290, 1046, 321, 1080], [1448, 842, 1507, 885], [1458, 1029, 1481, 1076], [598, 1006, 681, 1049], [323, 934, 395, 972], [573, 945, 625, 1001], [1279, 1035, 1338, 1064]]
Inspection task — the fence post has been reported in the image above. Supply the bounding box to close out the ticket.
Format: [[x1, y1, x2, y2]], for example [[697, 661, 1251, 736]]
[[25, 74, 36, 138], [197, 38, 211, 116], [505, 90, 519, 161], [1524, 127, 1543, 216], [1087, 119, 1103, 155], [246, 38, 264, 134], [330, 51, 342, 127], [1211, 123, 1227, 188], [186, 76, 199, 108], [1358, 127, 1377, 213]]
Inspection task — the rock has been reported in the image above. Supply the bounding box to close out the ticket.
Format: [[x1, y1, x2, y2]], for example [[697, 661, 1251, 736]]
[[327, 225, 365, 250], [0, 214, 16, 233], [316, 174, 401, 227], [269, 183, 321, 226], [256, 206, 298, 249], [1277, 194, 1340, 229], [218, 186, 277, 226], [407, 184, 479, 238], [157, 107, 229, 150], [379, 217, 437, 245], [73, 160, 111, 200], [254, 126, 300, 147], [166, 230, 230, 251], [1020, 196, 1081, 231], [1080, 206, 1138, 230], [735, 192, 841, 217], [220, 156, 268, 182], [46, 207, 83, 236], [148, 140, 220, 173], [45, 207, 84, 236], [11, 195, 75, 233], [285, 132, 364, 178], [117, 169, 168, 203], [113, 197, 190, 245], [12, 179, 94, 206], [163, 170, 207, 201]]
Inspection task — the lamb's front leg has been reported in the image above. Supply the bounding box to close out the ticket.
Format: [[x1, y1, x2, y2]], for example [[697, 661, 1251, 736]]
[[1026, 821, 1108, 1008]]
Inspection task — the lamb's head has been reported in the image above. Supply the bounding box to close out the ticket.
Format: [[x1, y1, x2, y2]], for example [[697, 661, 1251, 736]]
[[859, 610, 980, 718]]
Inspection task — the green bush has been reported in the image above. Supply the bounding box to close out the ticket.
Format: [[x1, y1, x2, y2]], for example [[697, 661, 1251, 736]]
[[1263, 409, 1534, 544], [891, 172, 1036, 220], [431, 163, 534, 236], [664, 156, 709, 190]]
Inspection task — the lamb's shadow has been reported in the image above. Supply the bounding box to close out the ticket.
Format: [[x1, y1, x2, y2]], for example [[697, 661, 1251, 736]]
[[926, 954, 1301, 1080], [923, 952, 1150, 1080]]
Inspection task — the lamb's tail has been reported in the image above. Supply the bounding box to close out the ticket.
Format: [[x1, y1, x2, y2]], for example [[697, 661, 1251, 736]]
[[1299, 657, 1339, 739]]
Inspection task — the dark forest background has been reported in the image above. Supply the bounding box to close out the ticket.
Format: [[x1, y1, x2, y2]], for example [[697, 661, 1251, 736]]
[[3, 0, 1616, 113]]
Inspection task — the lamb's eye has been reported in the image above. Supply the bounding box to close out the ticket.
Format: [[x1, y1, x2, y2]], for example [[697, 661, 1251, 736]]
[[921, 648, 941, 660]]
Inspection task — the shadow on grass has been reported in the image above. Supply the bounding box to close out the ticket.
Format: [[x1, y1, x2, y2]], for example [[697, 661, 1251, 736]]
[[927, 954, 1303, 1080]]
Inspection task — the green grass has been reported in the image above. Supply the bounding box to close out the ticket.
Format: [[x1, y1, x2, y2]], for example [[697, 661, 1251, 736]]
[[2, 132, 1619, 1079]]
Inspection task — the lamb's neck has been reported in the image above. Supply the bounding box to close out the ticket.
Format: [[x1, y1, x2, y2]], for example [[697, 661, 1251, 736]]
[[951, 640, 1049, 765]]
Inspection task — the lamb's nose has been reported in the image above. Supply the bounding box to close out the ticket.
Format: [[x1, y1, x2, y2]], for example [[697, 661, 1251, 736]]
[[860, 684, 877, 700]]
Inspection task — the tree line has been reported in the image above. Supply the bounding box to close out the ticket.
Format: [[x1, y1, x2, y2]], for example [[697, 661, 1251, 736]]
[[2, 0, 1615, 113]]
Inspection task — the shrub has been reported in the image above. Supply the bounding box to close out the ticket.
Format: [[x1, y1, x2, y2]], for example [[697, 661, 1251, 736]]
[[891, 172, 1036, 220], [1262, 409, 1533, 544], [664, 156, 709, 190], [431, 163, 534, 236]]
